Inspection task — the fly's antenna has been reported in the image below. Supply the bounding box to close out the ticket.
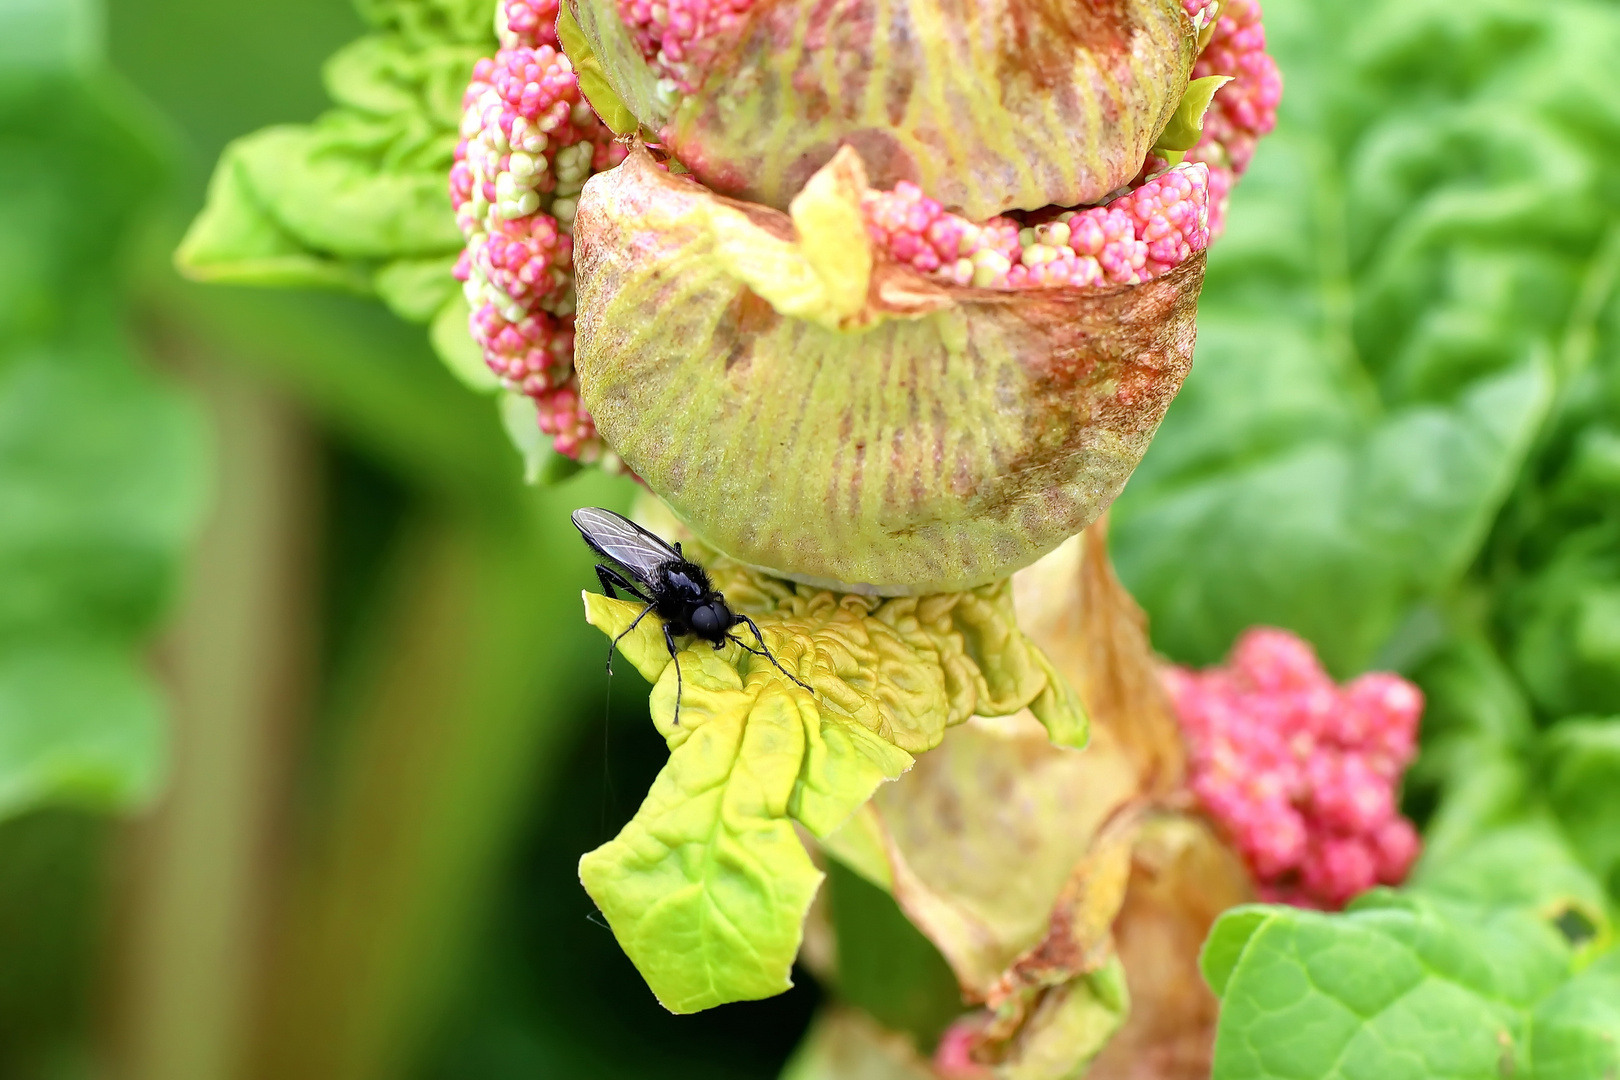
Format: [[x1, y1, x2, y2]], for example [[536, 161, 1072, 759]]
[[733, 614, 816, 696]]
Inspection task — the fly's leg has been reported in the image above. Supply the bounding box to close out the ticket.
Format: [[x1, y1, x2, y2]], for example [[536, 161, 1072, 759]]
[[597, 564, 651, 603], [663, 621, 685, 727], [597, 564, 655, 676], [733, 614, 815, 695], [608, 603, 656, 676]]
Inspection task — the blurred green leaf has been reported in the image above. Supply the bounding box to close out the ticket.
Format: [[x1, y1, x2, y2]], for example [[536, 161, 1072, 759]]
[[1529, 950, 1620, 1080], [353, 0, 496, 47], [0, 348, 206, 638], [0, 0, 206, 820], [1114, 0, 1620, 676], [0, 643, 166, 816], [1542, 717, 1620, 894]]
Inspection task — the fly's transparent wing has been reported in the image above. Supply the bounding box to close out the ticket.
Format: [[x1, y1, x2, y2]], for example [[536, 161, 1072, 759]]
[[571, 507, 680, 586]]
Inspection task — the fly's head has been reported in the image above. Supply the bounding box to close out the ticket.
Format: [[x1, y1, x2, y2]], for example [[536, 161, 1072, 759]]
[[687, 597, 733, 644]]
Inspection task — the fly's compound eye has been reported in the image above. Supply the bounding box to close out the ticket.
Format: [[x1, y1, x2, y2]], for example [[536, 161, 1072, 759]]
[[690, 603, 726, 639]]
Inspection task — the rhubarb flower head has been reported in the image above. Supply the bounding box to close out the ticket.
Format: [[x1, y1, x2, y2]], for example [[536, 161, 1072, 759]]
[[560, 0, 1279, 591], [1165, 627, 1423, 910]]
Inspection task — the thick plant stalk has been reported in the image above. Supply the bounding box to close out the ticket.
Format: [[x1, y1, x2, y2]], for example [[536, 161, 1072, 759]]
[[247, 483, 624, 1080]]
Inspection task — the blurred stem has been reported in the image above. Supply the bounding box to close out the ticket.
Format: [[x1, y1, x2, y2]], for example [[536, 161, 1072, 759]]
[[114, 352, 317, 1080], [248, 472, 628, 1080]]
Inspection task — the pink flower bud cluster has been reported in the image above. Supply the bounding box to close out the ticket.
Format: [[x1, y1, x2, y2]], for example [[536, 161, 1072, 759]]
[[1163, 628, 1423, 911], [499, 0, 561, 49], [1186, 0, 1282, 236], [862, 162, 1210, 290], [616, 0, 755, 94], [1181, 0, 1219, 31], [451, 16, 628, 464]]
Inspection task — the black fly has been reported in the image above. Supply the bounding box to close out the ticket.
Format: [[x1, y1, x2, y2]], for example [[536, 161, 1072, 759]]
[[572, 507, 813, 725]]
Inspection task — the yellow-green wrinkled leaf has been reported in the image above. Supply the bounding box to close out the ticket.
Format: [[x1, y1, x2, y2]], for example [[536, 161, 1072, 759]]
[[1152, 74, 1233, 154], [579, 554, 1078, 1011], [577, 635, 824, 1012]]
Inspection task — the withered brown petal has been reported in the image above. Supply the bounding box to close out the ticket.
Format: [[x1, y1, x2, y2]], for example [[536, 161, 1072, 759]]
[[573, 148, 1205, 595], [866, 713, 1141, 998], [1012, 522, 1187, 795], [1086, 815, 1253, 1080]]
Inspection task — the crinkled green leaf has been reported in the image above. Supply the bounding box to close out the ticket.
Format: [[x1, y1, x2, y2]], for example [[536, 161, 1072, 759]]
[[578, 559, 1080, 1012], [1529, 950, 1620, 1080], [174, 138, 377, 292], [178, 31, 471, 286], [233, 120, 461, 259], [1206, 890, 1577, 1080], [322, 34, 481, 128], [352, 0, 496, 47]]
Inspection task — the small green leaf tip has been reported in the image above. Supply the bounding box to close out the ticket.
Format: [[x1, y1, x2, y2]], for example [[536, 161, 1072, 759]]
[[1152, 74, 1233, 155], [577, 559, 1085, 1013]]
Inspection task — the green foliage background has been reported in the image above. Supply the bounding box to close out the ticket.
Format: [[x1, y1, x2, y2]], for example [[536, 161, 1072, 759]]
[[1, 0, 1619, 1076]]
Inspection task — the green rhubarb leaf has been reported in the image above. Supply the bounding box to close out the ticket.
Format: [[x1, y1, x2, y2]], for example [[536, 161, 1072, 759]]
[[1113, 0, 1620, 675], [1541, 717, 1620, 896], [578, 559, 1081, 1012], [1, 12, 206, 821], [374, 254, 461, 323], [1529, 950, 1620, 1080], [232, 120, 462, 260], [429, 294, 500, 393], [1205, 890, 1580, 1080]]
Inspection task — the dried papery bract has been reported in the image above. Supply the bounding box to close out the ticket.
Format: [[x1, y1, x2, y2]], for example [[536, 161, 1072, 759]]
[[572, 147, 1205, 594], [568, 0, 1197, 218]]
